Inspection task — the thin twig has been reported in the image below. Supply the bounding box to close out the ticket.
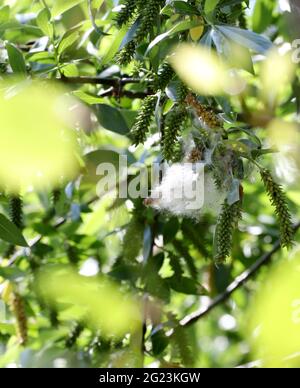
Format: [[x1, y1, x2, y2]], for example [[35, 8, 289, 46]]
[[178, 221, 300, 329]]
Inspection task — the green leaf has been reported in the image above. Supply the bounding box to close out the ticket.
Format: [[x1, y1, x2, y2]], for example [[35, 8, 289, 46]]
[[146, 19, 203, 53], [119, 17, 141, 50], [72, 90, 105, 105], [102, 25, 127, 65], [5, 42, 26, 75], [168, 276, 205, 295], [0, 267, 26, 281], [52, 0, 85, 18], [37, 8, 54, 38], [172, 1, 199, 15], [93, 104, 129, 135], [151, 331, 169, 356], [0, 5, 10, 24], [252, 0, 274, 33], [205, 0, 220, 14], [0, 214, 28, 247], [216, 25, 273, 54], [57, 31, 79, 55]]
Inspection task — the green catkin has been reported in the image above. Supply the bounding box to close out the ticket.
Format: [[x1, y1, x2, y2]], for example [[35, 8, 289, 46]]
[[215, 200, 242, 262], [173, 326, 193, 367], [116, 40, 137, 66], [116, 0, 138, 27], [177, 82, 189, 103], [65, 323, 84, 348], [10, 292, 27, 345], [9, 195, 23, 230], [260, 169, 294, 248], [0, 62, 7, 73], [155, 63, 174, 91], [162, 106, 187, 161], [52, 189, 61, 206], [135, 0, 165, 43], [131, 95, 157, 145], [216, 9, 228, 24], [238, 9, 247, 29]]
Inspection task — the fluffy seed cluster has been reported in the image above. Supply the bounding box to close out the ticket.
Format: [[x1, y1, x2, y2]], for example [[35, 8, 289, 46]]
[[147, 145, 226, 218], [214, 200, 242, 263], [260, 168, 294, 248], [131, 95, 157, 145], [185, 94, 221, 129], [10, 292, 27, 345]]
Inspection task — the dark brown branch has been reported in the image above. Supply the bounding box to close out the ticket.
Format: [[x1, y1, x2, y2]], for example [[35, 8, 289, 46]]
[[179, 221, 300, 329], [59, 75, 153, 86]]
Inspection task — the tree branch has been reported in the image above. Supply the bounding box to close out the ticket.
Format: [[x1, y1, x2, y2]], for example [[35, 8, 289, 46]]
[[179, 221, 300, 329], [59, 75, 153, 86]]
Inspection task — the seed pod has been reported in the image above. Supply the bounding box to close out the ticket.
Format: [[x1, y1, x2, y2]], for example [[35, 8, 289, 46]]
[[155, 63, 174, 91], [131, 95, 157, 145], [135, 0, 165, 43], [116, 40, 137, 66], [162, 106, 187, 161], [115, 0, 138, 27], [260, 168, 294, 248], [185, 94, 221, 129], [214, 200, 242, 263], [65, 323, 84, 348], [9, 292, 28, 345], [8, 195, 23, 230]]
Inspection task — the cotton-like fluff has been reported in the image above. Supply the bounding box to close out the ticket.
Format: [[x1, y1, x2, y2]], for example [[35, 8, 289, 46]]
[[148, 162, 225, 218]]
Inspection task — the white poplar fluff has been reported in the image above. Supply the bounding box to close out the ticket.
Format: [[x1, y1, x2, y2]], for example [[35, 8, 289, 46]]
[[149, 147, 226, 218]]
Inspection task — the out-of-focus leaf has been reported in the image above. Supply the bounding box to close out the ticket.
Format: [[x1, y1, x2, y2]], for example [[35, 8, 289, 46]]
[[252, 0, 274, 33], [52, 0, 85, 18], [261, 50, 296, 106], [0, 81, 79, 192], [205, 0, 220, 14], [169, 43, 229, 95], [248, 254, 300, 367], [5, 42, 26, 75], [0, 5, 10, 24], [0, 214, 28, 247], [36, 265, 141, 337]]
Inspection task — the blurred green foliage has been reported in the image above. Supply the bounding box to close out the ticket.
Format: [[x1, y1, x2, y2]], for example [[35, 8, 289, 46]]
[[0, 0, 299, 368]]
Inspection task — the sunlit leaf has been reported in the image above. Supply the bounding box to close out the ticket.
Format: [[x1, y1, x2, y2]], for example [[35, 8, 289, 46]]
[[52, 0, 85, 18], [248, 254, 300, 367], [36, 265, 141, 336], [261, 50, 296, 106], [0, 81, 79, 192], [169, 44, 229, 95]]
